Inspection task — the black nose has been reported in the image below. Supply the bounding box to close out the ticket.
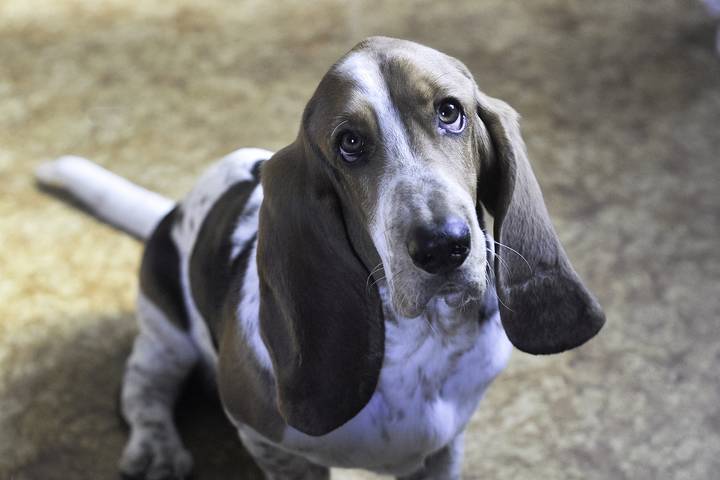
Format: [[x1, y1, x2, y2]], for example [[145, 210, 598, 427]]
[[406, 217, 471, 275]]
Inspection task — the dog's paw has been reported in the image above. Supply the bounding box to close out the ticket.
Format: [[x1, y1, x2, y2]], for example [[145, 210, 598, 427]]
[[119, 427, 193, 480]]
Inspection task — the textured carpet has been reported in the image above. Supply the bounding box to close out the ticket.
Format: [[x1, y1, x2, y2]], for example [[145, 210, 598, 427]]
[[1, 1, 719, 479]]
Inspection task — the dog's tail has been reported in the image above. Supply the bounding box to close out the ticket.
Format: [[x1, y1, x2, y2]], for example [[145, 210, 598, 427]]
[[35, 156, 174, 241]]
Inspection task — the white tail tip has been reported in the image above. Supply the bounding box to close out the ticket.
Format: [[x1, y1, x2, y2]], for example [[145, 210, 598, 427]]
[[36, 156, 174, 240]]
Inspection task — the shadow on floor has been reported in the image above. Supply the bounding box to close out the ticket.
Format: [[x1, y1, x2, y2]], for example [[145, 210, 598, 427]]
[[1, 312, 263, 480]]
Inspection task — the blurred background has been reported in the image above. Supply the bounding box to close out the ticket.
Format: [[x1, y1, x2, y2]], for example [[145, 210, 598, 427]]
[[1, 1, 719, 479]]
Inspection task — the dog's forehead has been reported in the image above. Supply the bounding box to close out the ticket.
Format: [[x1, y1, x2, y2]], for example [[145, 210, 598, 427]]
[[332, 42, 468, 103], [304, 39, 477, 163]]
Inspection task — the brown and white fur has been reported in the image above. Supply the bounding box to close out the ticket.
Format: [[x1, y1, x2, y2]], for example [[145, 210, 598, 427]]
[[36, 37, 605, 480]]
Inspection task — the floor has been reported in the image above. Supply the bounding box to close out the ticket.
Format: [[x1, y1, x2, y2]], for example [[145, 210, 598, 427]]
[[1, 1, 719, 479]]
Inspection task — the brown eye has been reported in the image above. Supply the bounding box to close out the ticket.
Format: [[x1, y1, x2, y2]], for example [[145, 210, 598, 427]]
[[437, 99, 465, 133], [339, 131, 364, 162], [438, 100, 460, 123]]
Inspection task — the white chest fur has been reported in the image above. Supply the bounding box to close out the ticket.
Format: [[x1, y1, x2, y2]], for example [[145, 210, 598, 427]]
[[280, 285, 512, 476]]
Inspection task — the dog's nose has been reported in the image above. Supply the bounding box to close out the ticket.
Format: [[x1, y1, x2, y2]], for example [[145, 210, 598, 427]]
[[406, 217, 471, 275]]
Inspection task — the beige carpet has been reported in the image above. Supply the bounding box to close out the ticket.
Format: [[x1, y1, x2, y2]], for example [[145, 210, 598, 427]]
[[1, 1, 719, 479]]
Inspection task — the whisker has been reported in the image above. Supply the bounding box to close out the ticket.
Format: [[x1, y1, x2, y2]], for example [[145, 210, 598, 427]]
[[496, 295, 514, 313], [485, 269, 514, 313], [486, 247, 511, 278], [368, 265, 410, 291], [493, 240, 533, 274], [330, 119, 349, 138], [366, 262, 385, 290], [424, 316, 439, 337], [368, 275, 386, 289], [369, 262, 384, 275]]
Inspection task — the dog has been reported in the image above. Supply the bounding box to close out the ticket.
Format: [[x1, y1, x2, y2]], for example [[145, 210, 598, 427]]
[[36, 36, 605, 480]]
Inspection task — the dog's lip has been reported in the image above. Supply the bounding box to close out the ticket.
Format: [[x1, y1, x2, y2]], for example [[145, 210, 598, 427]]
[[437, 280, 484, 308], [391, 276, 484, 317], [432, 282, 463, 308], [442, 291, 465, 308]]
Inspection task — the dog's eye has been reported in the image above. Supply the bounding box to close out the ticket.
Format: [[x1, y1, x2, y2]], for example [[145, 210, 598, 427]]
[[437, 99, 465, 134], [339, 131, 365, 162]]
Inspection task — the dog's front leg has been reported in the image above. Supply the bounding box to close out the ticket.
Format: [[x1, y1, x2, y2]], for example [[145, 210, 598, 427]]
[[397, 433, 464, 480], [119, 294, 198, 479]]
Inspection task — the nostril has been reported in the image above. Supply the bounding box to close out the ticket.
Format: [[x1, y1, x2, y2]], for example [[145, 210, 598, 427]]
[[450, 243, 469, 256]]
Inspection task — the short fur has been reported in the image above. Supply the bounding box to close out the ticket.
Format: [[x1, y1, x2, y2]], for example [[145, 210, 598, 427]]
[[36, 37, 604, 480]]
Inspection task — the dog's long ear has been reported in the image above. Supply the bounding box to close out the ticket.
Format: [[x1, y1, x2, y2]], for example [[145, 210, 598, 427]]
[[257, 141, 384, 436], [476, 92, 605, 354]]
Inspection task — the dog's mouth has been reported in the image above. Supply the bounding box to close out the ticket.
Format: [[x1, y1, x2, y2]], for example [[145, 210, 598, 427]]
[[387, 274, 485, 318], [438, 283, 470, 308], [438, 280, 485, 308]]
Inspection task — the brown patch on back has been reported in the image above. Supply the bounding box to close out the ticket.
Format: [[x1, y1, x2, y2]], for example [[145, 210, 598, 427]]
[[139, 207, 189, 330], [189, 169, 261, 345]]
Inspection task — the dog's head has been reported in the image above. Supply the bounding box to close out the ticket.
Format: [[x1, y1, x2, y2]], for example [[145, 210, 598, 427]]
[[257, 37, 605, 436]]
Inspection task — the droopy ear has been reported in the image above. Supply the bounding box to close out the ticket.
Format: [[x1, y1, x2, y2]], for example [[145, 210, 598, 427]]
[[256, 141, 384, 436], [476, 92, 605, 354]]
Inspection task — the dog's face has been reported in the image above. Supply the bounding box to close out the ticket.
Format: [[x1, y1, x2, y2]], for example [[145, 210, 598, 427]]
[[303, 38, 488, 318]]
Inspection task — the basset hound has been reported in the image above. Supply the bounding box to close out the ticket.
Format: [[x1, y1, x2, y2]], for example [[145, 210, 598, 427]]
[[36, 36, 605, 480]]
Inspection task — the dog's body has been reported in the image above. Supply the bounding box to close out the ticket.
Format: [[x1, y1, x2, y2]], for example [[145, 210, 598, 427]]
[[37, 37, 604, 480], [153, 148, 511, 476]]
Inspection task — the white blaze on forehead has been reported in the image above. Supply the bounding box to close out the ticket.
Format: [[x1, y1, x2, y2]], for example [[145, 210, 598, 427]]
[[337, 53, 403, 290], [337, 52, 419, 303], [336, 52, 414, 162]]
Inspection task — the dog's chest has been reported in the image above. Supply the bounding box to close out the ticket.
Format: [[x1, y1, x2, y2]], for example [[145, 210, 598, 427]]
[[281, 291, 512, 475]]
